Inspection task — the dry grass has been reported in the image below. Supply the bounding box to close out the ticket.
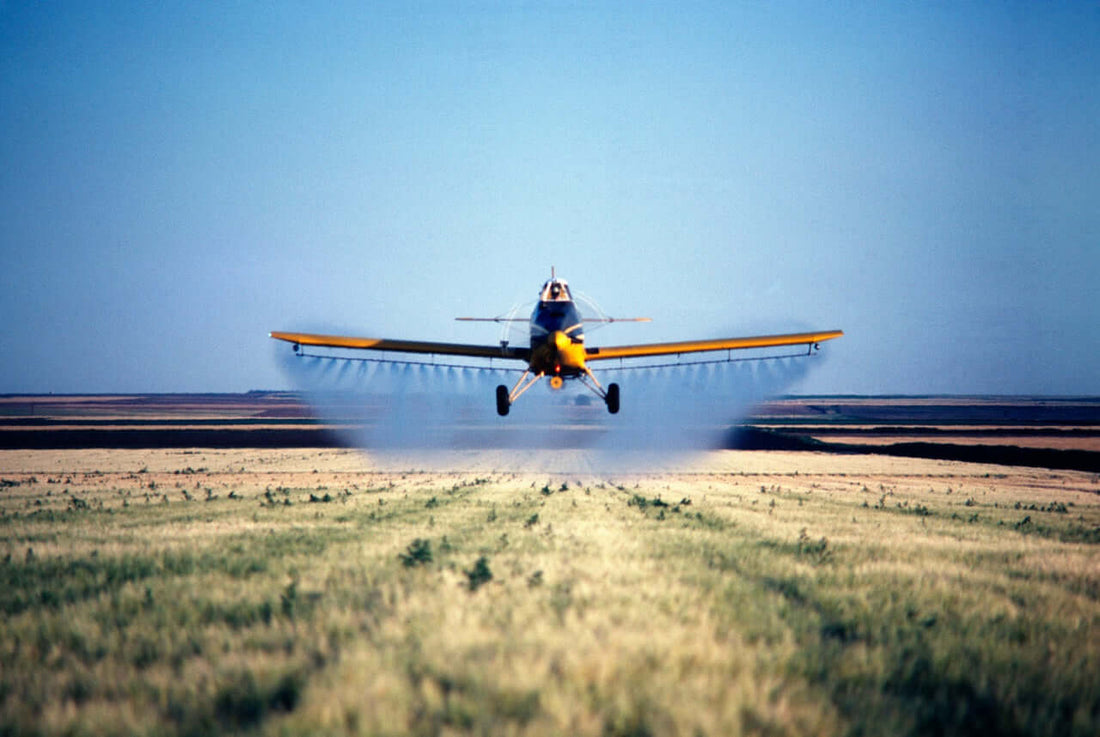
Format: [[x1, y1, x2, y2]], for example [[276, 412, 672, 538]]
[[1, 448, 1098, 736]]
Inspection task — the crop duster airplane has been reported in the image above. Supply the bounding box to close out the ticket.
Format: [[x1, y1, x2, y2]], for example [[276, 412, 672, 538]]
[[271, 272, 843, 416]]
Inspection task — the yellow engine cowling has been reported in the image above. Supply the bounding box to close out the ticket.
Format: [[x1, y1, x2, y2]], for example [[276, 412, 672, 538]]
[[551, 331, 587, 372]]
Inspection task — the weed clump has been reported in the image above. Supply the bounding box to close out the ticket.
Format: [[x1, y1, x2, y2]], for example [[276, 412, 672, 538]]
[[898, 501, 933, 517], [797, 527, 831, 564], [628, 494, 667, 510], [280, 581, 298, 619], [399, 539, 433, 568], [213, 669, 304, 728], [261, 489, 293, 507], [1015, 500, 1069, 514], [464, 556, 492, 591], [627, 494, 693, 520]]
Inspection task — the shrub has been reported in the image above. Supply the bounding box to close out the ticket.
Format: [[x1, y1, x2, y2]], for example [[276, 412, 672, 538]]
[[797, 527, 831, 563], [399, 539, 433, 568], [465, 556, 492, 591]]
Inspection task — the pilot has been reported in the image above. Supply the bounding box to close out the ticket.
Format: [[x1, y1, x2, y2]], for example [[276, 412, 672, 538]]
[[550, 283, 562, 299]]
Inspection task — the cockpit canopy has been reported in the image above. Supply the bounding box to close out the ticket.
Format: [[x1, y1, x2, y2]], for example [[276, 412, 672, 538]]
[[539, 278, 572, 303]]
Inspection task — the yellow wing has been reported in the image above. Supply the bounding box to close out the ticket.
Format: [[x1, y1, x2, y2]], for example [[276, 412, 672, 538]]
[[584, 329, 843, 361], [270, 331, 530, 361]]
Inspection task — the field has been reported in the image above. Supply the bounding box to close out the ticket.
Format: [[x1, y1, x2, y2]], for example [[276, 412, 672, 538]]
[[1, 396, 1099, 736]]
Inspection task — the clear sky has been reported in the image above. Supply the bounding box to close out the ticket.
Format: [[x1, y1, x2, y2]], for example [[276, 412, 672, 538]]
[[1, 2, 1097, 395]]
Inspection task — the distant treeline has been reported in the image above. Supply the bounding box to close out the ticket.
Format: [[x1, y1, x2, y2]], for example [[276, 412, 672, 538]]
[[0, 429, 334, 450]]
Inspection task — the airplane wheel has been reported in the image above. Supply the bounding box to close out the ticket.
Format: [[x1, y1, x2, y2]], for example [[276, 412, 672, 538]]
[[606, 383, 620, 414], [496, 385, 510, 416]]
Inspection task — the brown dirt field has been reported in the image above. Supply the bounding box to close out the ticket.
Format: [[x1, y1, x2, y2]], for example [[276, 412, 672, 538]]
[[1, 446, 1093, 492], [2, 394, 1098, 472], [810, 435, 1100, 452]]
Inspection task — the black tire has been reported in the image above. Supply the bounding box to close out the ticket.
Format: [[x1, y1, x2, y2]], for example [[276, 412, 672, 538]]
[[496, 385, 510, 416], [606, 383, 620, 414]]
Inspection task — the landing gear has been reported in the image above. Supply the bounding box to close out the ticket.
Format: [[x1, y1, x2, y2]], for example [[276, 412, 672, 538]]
[[606, 383, 620, 414], [576, 369, 620, 415], [497, 371, 619, 415]]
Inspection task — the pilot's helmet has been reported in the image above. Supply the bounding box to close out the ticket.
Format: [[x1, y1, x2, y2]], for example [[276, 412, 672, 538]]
[[550, 283, 561, 298]]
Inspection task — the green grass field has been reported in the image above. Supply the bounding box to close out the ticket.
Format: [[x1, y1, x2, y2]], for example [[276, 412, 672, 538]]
[[1, 448, 1098, 736]]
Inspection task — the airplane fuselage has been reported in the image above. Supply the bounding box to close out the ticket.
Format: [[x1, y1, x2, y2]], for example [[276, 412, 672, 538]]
[[527, 280, 588, 380]]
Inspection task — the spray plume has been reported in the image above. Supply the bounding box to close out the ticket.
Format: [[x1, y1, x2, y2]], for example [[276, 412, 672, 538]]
[[277, 343, 819, 472]]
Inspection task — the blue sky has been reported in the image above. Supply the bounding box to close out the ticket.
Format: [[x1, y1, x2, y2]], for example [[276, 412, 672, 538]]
[[1, 2, 1097, 395]]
